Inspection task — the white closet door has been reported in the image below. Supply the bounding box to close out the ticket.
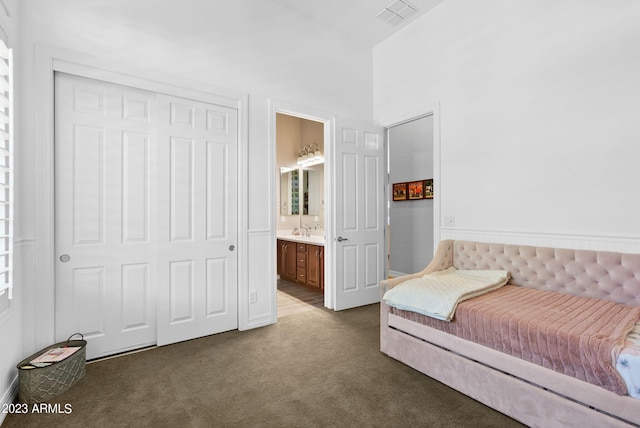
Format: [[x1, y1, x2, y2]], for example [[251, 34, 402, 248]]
[[55, 73, 239, 359], [333, 120, 385, 310], [155, 93, 238, 346], [55, 73, 158, 359]]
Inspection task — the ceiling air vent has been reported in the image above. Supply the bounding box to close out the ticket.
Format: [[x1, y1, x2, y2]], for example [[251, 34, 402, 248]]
[[376, 0, 418, 26]]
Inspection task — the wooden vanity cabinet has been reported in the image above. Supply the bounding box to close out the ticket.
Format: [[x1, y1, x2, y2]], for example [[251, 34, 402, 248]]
[[296, 243, 307, 284], [306, 244, 322, 289], [319, 246, 324, 291], [277, 240, 298, 283], [277, 240, 284, 276], [277, 239, 324, 292]]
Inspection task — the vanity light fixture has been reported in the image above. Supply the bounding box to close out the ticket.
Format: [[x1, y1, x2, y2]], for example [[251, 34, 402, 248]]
[[296, 143, 324, 167]]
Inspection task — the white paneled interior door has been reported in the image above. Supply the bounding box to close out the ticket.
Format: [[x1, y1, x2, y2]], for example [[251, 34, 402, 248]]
[[55, 73, 158, 359], [333, 120, 385, 310], [55, 73, 238, 359], [155, 94, 238, 346]]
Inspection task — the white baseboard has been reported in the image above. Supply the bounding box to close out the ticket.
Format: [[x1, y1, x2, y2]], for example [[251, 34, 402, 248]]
[[0, 375, 18, 425], [388, 270, 408, 278]]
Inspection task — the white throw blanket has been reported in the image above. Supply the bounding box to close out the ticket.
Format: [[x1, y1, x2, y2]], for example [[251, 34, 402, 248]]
[[383, 267, 511, 321]]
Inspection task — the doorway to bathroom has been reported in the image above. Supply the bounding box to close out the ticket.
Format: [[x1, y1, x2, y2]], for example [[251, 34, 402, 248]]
[[275, 112, 327, 316]]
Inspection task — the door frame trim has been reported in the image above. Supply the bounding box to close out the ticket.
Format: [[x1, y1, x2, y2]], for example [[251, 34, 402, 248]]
[[381, 102, 441, 255], [34, 44, 249, 347], [268, 100, 335, 310]]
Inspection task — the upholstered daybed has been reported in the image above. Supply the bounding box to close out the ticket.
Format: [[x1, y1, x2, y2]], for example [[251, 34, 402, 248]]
[[380, 240, 640, 428]]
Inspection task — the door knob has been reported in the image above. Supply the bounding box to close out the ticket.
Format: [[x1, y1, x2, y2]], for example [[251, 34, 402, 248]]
[[336, 237, 348, 242], [229, 245, 235, 251], [59, 254, 71, 262]]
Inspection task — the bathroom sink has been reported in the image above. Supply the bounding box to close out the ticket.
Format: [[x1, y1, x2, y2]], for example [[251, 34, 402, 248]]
[[276, 232, 325, 245]]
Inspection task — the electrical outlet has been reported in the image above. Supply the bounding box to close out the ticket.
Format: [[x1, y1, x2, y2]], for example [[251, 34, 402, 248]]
[[444, 216, 456, 227], [249, 291, 257, 304]]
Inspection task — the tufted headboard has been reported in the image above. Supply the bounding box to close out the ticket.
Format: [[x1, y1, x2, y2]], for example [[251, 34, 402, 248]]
[[449, 240, 640, 307]]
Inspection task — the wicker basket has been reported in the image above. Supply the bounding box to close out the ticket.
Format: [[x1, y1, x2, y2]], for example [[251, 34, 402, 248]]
[[16, 334, 87, 404]]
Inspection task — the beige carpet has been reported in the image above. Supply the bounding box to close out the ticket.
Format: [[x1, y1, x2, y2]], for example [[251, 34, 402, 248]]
[[4, 304, 524, 428]]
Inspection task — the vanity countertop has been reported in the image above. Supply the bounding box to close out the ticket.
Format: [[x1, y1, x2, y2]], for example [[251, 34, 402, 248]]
[[277, 230, 325, 246]]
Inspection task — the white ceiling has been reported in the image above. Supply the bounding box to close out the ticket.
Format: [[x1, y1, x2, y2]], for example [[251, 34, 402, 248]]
[[24, 0, 447, 118], [54, 0, 447, 55], [266, 0, 447, 48]]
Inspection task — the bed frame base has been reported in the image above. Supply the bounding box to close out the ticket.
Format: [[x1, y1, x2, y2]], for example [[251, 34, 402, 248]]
[[381, 305, 640, 428]]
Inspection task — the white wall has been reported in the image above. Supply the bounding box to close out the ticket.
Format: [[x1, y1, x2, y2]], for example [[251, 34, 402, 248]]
[[9, 0, 376, 401], [374, 0, 640, 252]]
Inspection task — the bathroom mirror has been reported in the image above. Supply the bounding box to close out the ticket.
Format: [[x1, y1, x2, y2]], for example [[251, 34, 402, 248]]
[[280, 168, 299, 215], [280, 165, 324, 220], [302, 168, 320, 216]]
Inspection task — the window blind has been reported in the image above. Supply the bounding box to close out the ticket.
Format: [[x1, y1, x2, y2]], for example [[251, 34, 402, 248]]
[[0, 39, 13, 299]]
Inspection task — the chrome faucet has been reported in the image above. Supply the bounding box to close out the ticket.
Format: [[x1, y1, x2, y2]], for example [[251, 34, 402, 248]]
[[293, 225, 311, 237]]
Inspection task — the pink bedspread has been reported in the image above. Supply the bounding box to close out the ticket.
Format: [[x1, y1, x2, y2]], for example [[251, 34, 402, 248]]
[[389, 285, 640, 394]]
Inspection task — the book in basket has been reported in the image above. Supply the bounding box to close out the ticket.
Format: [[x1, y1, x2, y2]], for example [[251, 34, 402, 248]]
[[30, 347, 81, 365]]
